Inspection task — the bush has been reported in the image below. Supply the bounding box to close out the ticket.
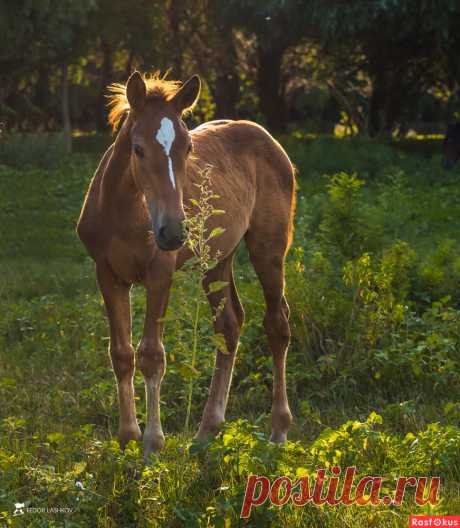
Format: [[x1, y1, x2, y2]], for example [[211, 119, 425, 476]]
[[0, 132, 69, 168]]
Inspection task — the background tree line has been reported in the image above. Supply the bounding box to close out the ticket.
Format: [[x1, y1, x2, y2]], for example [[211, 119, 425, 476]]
[[2, 0, 460, 140]]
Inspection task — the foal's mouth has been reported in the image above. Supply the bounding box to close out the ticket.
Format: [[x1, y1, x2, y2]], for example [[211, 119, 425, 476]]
[[156, 237, 186, 251]]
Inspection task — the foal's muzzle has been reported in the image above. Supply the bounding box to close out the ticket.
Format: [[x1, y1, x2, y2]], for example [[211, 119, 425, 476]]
[[156, 220, 187, 251], [148, 203, 187, 251]]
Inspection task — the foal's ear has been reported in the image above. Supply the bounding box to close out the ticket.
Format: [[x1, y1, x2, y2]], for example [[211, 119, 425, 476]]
[[126, 71, 146, 112], [172, 75, 201, 115]]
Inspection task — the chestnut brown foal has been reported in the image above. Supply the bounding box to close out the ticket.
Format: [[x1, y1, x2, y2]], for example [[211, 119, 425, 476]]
[[77, 71, 296, 459]]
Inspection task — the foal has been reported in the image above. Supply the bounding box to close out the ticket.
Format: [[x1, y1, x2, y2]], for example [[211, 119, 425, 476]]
[[77, 71, 296, 458]]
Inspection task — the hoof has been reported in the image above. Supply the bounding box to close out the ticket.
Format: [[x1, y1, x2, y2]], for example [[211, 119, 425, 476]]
[[195, 425, 221, 444], [195, 428, 214, 442], [196, 415, 224, 442], [143, 431, 165, 461], [271, 407, 292, 444], [119, 424, 142, 449], [269, 431, 288, 444]]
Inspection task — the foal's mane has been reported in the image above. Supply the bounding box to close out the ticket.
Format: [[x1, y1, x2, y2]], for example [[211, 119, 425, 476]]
[[107, 72, 182, 132]]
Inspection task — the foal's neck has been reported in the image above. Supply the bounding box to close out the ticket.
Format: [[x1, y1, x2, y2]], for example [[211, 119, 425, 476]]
[[100, 121, 141, 208]]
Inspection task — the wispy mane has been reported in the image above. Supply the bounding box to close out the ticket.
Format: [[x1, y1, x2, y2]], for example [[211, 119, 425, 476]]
[[107, 72, 182, 132]]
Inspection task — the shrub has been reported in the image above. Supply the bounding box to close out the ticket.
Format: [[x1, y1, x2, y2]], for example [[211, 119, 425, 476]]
[[0, 133, 69, 168]]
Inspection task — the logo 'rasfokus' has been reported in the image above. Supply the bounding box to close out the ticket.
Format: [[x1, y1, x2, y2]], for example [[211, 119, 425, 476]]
[[410, 516, 460, 527]]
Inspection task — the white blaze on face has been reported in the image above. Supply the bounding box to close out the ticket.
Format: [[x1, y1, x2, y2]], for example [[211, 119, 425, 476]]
[[155, 117, 176, 189]]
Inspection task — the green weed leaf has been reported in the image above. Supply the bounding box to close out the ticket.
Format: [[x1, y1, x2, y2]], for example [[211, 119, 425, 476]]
[[207, 281, 228, 294]]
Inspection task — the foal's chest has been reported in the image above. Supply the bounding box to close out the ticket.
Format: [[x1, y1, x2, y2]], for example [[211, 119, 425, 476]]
[[106, 234, 154, 284]]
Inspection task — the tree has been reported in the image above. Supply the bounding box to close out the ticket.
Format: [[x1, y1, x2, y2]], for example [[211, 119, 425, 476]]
[[215, 0, 312, 130], [84, 0, 162, 130], [309, 0, 460, 136], [182, 0, 242, 119], [0, 0, 96, 146]]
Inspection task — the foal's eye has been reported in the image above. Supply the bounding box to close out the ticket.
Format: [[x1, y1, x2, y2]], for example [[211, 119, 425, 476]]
[[133, 144, 144, 158], [187, 143, 193, 155]]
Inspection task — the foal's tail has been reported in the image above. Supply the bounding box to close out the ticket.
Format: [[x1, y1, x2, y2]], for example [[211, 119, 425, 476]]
[[286, 164, 298, 252]]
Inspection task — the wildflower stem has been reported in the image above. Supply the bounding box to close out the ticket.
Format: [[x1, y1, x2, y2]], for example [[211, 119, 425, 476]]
[[184, 296, 201, 431]]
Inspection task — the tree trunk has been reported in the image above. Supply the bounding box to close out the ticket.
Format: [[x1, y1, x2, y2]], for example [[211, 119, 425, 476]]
[[368, 47, 406, 138], [384, 83, 403, 136], [368, 76, 383, 137], [167, 0, 183, 78], [96, 41, 113, 130], [256, 44, 287, 131], [61, 63, 72, 153], [211, 35, 240, 119], [125, 50, 134, 78], [327, 81, 366, 134], [34, 66, 50, 131], [213, 72, 240, 119]]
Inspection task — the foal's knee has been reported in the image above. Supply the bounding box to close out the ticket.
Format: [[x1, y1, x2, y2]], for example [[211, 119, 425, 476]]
[[216, 307, 243, 354], [137, 339, 166, 380], [110, 344, 135, 381], [232, 294, 245, 329], [281, 296, 290, 320], [264, 299, 290, 347]]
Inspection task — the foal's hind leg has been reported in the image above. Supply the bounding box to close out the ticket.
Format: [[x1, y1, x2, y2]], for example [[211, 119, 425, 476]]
[[196, 254, 244, 440], [245, 240, 293, 443]]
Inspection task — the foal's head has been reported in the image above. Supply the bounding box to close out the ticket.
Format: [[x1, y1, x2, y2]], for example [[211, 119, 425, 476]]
[[443, 122, 460, 170], [110, 71, 201, 251]]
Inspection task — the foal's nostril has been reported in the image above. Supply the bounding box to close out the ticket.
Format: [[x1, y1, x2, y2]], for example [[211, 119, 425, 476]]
[[158, 225, 167, 240]]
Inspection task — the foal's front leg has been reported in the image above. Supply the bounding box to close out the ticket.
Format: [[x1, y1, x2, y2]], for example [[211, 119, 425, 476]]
[[97, 262, 141, 447], [196, 255, 244, 440], [138, 253, 175, 459]]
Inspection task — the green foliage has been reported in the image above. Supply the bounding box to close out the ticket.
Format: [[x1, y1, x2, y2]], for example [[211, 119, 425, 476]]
[[1, 136, 460, 525], [308, 0, 460, 135], [418, 239, 460, 302], [3, 0, 460, 135], [0, 133, 69, 169], [319, 171, 367, 258], [3, 414, 458, 526]]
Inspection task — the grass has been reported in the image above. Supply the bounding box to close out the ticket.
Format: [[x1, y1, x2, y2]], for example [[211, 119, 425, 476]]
[[0, 132, 459, 526]]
